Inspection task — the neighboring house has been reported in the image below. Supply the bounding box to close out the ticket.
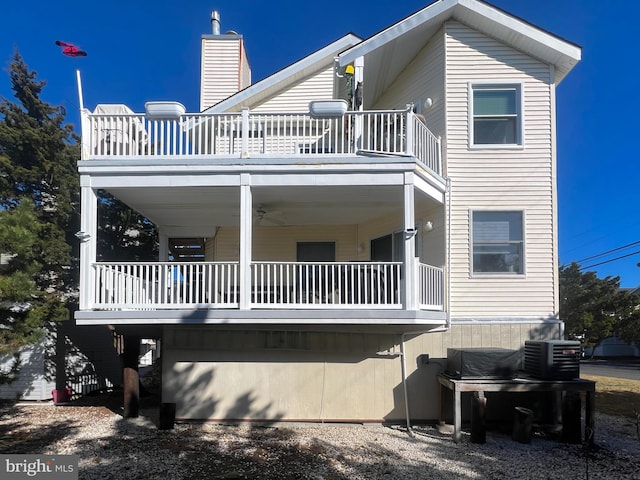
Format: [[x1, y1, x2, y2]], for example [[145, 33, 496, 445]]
[[584, 336, 640, 358], [0, 345, 56, 401], [0, 323, 122, 402], [75, 0, 581, 422]]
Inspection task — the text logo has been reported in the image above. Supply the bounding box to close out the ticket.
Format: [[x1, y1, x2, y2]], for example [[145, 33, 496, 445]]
[[1, 455, 78, 480]]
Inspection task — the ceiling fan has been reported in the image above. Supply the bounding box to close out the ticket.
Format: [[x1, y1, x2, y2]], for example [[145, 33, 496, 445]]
[[255, 204, 286, 226]]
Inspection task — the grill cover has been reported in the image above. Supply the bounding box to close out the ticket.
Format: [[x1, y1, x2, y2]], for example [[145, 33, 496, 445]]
[[446, 348, 521, 379]]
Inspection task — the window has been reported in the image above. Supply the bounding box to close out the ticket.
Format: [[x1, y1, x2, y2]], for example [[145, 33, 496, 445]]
[[296, 242, 336, 262], [472, 211, 524, 274], [471, 85, 521, 146], [371, 231, 405, 262]]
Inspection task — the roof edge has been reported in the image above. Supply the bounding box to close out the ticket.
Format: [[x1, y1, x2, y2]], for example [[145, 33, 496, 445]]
[[338, 0, 581, 81]]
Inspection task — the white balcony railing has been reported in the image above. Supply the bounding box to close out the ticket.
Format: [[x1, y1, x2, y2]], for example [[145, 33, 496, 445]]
[[90, 261, 444, 312], [93, 262, 239, 309], [251, 261, 402, 309], [417, 263, 445, 310], [84, 108, 442, 175]]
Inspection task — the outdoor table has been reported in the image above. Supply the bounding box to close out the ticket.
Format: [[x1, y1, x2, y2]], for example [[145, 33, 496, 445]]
[[436, 373, 596, 445]]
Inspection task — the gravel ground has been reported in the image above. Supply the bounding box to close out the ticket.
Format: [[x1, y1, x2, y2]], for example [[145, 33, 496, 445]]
[[1, 393, 639, 479]]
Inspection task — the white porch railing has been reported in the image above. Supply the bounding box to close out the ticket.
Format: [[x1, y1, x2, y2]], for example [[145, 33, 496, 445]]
[[93, 262, 239, 309], [251, 261, 402, 309], [85, 108, 442, 175], [417, 262, 445, 310], [90, 260, 444, 311]]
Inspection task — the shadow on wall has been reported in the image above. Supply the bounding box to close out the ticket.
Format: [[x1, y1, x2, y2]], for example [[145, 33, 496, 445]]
[[163, 361, 285, 425]]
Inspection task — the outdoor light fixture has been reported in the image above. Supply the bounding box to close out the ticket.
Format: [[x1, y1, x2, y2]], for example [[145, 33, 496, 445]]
[[423, 221, 434, 232], [404, 228, 417, 239], [75, 231, 91, 242]]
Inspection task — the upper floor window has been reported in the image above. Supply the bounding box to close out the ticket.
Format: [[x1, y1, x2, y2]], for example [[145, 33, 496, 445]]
[[471, 210, 524, 275], [471, 84, 522, 147]]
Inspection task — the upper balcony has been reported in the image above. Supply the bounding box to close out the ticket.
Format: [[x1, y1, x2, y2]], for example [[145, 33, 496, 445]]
[[76, 104, 448, 329], [80, 104, 442, 176]]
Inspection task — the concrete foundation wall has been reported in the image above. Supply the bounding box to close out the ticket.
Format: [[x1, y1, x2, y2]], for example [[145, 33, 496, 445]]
[[162, 321, 561, 422]]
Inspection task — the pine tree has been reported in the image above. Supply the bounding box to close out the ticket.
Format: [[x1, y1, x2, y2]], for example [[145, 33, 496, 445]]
[[97, 190, 158, 262], [0, 52, 79, 383], [0, 52, 158, 384]]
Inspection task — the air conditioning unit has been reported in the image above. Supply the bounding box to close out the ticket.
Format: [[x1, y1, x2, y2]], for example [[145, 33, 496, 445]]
[[524, 340, 580, 380]]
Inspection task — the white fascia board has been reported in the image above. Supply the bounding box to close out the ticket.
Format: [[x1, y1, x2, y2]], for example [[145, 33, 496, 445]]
[[249, 172, 406, 187], [338, 0, 581, 81], [461, 0, 581, 58], [338, 0, 455, 66], [75, 309, 448, 325], [87, 174, 241, 189], [413, 175, 445, 203], [455, 0, 581, 81], [207, 33, 362, 113]]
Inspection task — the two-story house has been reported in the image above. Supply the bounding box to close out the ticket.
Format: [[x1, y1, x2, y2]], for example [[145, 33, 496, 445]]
[[75, 0, 581, 423]]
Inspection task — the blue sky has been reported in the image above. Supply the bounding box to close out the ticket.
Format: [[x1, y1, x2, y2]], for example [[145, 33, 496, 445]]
[[2, 0, 639, 287]]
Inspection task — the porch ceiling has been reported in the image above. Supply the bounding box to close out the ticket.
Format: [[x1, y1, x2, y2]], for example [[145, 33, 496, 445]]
[[105, 185, 434, 231]]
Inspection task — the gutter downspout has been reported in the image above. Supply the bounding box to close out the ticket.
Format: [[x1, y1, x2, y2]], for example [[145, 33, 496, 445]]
[[400, 176, 452, 435], [446, 176, 452, 331], [400, 326, 448, 437]]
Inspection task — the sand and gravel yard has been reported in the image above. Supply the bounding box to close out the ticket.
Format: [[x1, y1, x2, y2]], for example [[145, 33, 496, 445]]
[[1, 392, 639, 479]]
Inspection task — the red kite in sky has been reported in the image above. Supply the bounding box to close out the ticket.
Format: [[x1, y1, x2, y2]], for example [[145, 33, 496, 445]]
[[55, 40, 87, 57]]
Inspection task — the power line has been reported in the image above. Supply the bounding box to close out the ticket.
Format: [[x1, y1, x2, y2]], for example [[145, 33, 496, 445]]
[[575, 239, 640, 263], [580, 249, 640, 270]]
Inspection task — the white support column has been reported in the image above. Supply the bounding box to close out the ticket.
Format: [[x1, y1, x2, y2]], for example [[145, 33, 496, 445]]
[[79, 177, 97, 310], [403, 172, 417, 310], [239, 174, 252, 310]]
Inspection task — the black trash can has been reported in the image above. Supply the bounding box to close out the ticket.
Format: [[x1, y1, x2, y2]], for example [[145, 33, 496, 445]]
[[159, 402, 176, 430], [470, 392, 487, 444], [512, 406, 533, 443]]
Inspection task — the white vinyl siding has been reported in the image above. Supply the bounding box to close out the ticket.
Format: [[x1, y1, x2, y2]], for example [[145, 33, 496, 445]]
[[200, 37, 249, 111], [252, 67, 335, 113], [444, 21, 556, 319]]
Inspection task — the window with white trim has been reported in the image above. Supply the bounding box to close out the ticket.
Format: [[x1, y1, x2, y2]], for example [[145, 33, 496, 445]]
[[471, 211, 524, 274], [471, 85, 522, 146]]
